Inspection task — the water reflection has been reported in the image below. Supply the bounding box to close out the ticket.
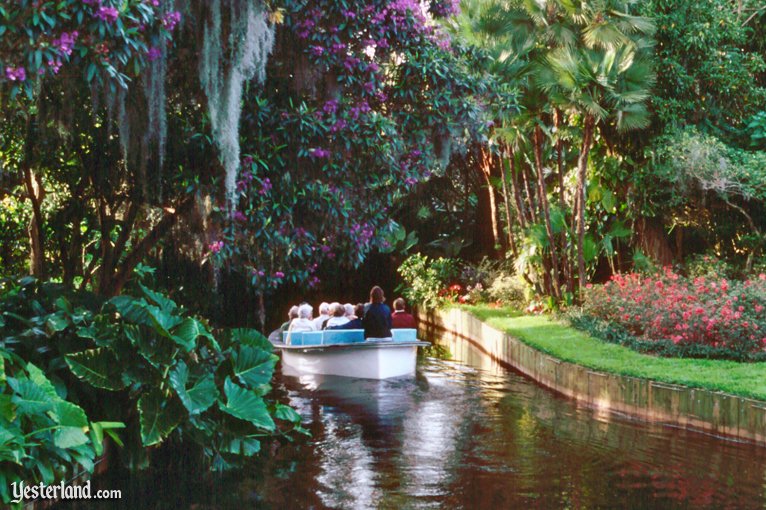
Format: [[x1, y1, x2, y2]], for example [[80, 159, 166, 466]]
[[258, 353, 766, 509], [63, 339, 766, 509]]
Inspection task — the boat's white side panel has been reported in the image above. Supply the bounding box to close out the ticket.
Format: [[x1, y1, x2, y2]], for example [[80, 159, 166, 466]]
[[281, 345, 418, 379]]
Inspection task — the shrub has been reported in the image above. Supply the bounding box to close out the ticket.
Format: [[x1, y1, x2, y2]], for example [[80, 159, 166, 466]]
[[0, 276, 305, 502], [397, 253, 460, 308], [581, 269, 766, 359]]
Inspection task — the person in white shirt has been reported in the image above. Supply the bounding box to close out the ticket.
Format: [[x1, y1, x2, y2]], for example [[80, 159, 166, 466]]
[[288, 304, 317, 334], [324, 302, 350, 329], [312, 302, 330, 330]]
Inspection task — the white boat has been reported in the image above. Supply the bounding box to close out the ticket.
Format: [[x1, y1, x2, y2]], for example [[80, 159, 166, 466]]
[[270, 329, 429, 379]]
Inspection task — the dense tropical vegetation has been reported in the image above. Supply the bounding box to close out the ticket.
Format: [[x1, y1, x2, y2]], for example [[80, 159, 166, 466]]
[[1, 0, 766, 504]]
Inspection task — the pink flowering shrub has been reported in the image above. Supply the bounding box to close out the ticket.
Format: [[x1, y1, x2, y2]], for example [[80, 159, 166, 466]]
[[582, 269, 766, 357]]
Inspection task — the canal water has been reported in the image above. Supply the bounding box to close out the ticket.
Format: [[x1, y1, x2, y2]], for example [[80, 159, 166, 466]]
[[67, 340, 766, 509]]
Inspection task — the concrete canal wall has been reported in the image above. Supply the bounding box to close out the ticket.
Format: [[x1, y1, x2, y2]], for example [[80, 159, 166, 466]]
[[418, 307, 766, 446]]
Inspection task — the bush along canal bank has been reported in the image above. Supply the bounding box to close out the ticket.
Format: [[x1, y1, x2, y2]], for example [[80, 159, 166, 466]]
[[418, 306, 766, 446]]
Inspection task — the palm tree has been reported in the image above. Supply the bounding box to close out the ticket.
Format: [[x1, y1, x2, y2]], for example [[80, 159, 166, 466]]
[[536, 16, 655, 290]]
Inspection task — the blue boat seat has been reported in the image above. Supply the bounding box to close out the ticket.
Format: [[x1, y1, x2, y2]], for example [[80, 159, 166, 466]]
[[392, 328, 417, 342], [282, 328, 418, 345]]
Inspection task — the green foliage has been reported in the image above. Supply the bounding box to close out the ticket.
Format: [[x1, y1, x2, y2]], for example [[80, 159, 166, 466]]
[[397, 253, 461, 308], [0, 353, 124, 505], [0, 276, 305, 492], [637, 0, 766, 134]]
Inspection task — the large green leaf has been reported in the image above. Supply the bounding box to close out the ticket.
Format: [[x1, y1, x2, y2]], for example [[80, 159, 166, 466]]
[[219, 378, 275, 431], [145, 305, 184, 338], [171, 318, 202, 352], [8, 377, 55, 414], [139, 283, 177, 313], [138, 388, 184, 446], [66, 348, 127, 390], [0, 395, 15, 421], [169, 361, 218, 415], [232, 346, 277, 389], [26, 363, 59, 399], [54, 426, 89, 449], [229, 328, 271, 350]]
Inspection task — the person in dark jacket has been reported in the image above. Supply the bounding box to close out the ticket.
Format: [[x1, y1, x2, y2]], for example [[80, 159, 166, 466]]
[[362, 286, 392, 339], [391, 298, 417, 329], [330, 303, 365, 330]]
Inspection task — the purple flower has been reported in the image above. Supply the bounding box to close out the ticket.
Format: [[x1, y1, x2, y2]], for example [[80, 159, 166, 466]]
[[430, 0, 461, 17], [233, 211, 247, 222], [310, 45, 325, 57], [145, 0, 160, 6], [367, 62, 380, 73], [146, 47, 162, 61], [53, 31, 79, 57], [322, 99, 339, 115], [259, 178, 272, 195], [208, 241, 224, 254], [242, 155, 254, 166], [363, 81, 376, 93], [96, 6, 119, 23], [343, 56, 360, 72], [332, 42, 346, 54], [273, 271, 285, 279], [341, 9, 356, 19], [330, 119, 347, 133], [310, 148, 331, 159], [162, 11, 181, 31], [5, 67, 26, 82], [48, 59, 63, 74], [405, 177, 418, 186]]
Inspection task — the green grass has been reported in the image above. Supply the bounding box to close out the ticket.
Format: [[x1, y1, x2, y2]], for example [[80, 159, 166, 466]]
[[460, 305, 766, 401]]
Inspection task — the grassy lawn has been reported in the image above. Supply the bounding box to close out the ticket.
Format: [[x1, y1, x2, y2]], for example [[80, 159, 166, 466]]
[[460, 305, 766, 401]]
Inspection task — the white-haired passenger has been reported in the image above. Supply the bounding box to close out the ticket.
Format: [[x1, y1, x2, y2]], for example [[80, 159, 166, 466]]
[[280, 305, 299, 333], [312, 302, 331, 329], [289, 304, 317, 333], [324, 302, 350, 329], [344, 303, 355, 319]]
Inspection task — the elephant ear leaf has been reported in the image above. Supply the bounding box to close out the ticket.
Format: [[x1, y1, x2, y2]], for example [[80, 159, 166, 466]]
[[66, 348, 127, 390], [8, 377, 55, 414], [171, 318, 202, 352], [228, 328, 271, 350], [169, 361, 218, 415], [232, 346, 277, 389], [138, 388, 184, 446], [219, 378, 275, 431], [50, 401, 89, 449], [139, 283, 178, 313]]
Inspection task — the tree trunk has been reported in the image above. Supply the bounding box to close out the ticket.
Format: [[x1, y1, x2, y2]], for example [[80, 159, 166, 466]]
[[507, 146, 528, 231], [480, 147, 502, 257], [21, 112, 45, 278], [576, 115, 596, 292], [533, 126, 561, 299], [554, 110, 574, 294], [103, 196, 195, 296], [499, 149, 517, 257]]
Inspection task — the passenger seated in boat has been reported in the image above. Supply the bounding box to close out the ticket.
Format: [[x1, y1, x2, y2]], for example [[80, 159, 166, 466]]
[[362, 286, 392, 340], [328, 303, 364, 330], [324, 302, 350, 329], [280, 305, 299, 332], [288, 304, 317, 334], [391, 298, 417, 329], [312, 302, 331, 330], [344, 303, 355, 319]]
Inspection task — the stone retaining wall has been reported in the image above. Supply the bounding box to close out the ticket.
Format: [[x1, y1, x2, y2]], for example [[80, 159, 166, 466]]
[[418, 307, 766, 446]]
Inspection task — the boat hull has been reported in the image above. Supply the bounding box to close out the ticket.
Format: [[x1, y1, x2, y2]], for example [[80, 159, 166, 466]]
[[277, 341, 426, 379]]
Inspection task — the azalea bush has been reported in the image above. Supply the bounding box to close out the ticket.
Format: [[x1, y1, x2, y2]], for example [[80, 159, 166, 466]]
[[580, 269, 766, 359]]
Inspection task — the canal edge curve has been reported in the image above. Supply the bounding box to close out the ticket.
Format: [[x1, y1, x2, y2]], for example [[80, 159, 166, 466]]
[[417, 307, 766, 446]]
